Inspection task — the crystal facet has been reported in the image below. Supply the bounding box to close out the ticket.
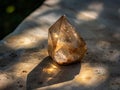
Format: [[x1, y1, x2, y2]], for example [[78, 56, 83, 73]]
[[48, 15, 87, 65]]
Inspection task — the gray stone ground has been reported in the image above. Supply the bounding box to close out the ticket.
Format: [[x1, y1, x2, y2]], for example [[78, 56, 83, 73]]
[[0, 0, 120, 90]]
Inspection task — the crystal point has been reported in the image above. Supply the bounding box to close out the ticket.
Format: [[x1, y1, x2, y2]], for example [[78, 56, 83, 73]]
[[48, 16, 87, 65]]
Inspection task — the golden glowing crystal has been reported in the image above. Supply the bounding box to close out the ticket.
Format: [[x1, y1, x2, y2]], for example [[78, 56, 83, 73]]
[[48, 15, 87, 65]]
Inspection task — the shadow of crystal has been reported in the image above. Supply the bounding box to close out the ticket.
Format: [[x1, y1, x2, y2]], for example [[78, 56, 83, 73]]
[[26, 56, 81, 90]]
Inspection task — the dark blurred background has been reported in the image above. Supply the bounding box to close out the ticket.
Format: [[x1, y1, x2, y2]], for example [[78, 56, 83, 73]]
[[0, 0, 44, 40]]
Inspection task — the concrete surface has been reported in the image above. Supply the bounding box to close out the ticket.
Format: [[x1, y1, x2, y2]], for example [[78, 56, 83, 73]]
[[0, 0, 120, 90]]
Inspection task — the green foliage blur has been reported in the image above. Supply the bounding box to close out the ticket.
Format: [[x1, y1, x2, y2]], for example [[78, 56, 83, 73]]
[[0, 0, 44, 39]]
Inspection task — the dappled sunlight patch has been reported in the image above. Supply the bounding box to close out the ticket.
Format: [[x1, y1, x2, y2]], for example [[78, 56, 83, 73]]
[[77, 11, 99, 21], [77, 2, 103, 21], [44, 0, 60, 6], [42, 63, 60, 76], [6, 62, 40, 78], [40, 63, 61, 84], [0, 72, 14, 90], [21, 27, 48, 38], [74, 63, 108, 87], [77, 10, 101, 21], [4, 34, 47, 50]]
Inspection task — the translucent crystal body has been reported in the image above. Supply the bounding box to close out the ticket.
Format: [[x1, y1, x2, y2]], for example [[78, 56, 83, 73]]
[[48, 16, 87, 65]]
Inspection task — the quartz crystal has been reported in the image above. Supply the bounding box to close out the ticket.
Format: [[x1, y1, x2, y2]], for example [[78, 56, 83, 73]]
[[48, 15, 87, 65]]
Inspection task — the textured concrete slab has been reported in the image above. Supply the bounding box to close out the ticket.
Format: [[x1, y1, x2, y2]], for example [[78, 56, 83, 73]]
[[0, 0, 120, 90]]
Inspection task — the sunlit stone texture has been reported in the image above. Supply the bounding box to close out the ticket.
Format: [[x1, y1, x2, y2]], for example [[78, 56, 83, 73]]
[[48, 15, 87, 65]]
